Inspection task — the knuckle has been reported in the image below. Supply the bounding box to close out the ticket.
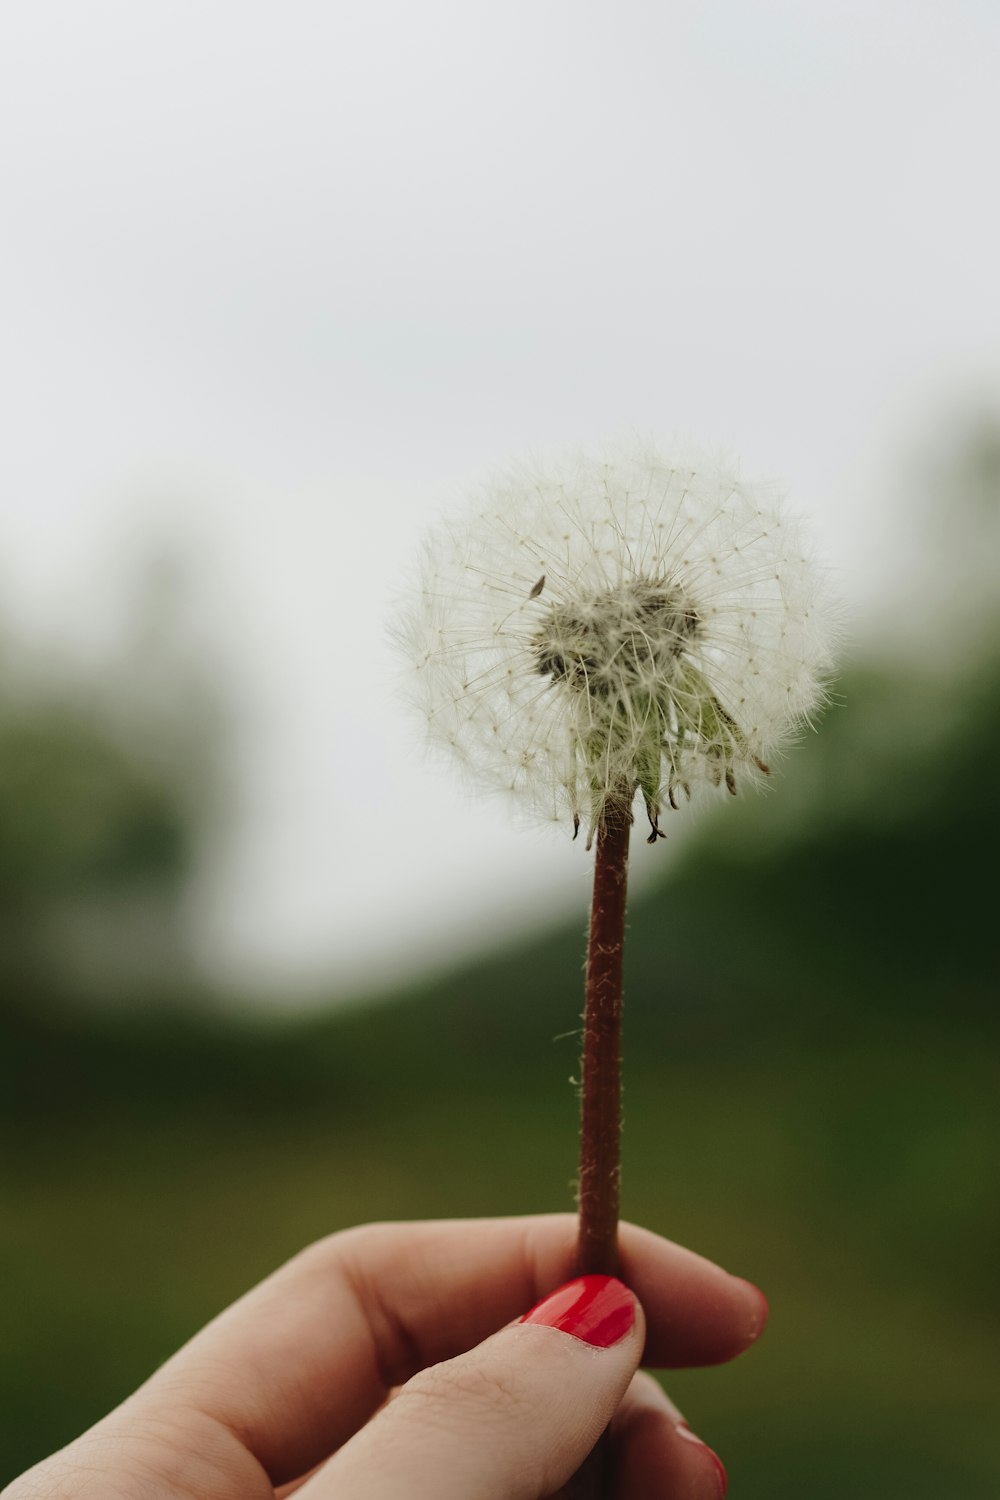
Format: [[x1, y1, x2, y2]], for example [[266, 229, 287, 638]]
[[400, 1353, 533, 1426], [289, 1220, 395, 1276], [393, 1356, 550, 1493], [2, 1458, 155, 1500]]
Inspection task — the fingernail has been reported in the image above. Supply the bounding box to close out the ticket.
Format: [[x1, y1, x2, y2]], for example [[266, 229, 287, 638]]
[[678, 1423, 728, 1497], [735, 1277, 770, 1338], [521, 1274, 635, 1347]]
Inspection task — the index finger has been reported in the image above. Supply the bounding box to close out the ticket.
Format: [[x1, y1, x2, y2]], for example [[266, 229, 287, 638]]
[[130, 1214, 766, 1487]]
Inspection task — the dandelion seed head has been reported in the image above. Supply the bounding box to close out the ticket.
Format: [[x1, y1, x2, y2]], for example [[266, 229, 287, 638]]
[[398, 442, 836, 842]]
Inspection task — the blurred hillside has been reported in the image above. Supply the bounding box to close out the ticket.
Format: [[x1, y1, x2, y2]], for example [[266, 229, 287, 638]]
[[4, 644, 997, 1096]]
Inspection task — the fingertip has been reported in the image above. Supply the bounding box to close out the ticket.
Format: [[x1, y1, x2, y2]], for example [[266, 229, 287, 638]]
[[732, 1277, 769, 1346], [692, 1272, 769, 1366], [611, 1374, 729, 1499], [623, 1241, 769, 1368], [677, 1423, 729, 1497]]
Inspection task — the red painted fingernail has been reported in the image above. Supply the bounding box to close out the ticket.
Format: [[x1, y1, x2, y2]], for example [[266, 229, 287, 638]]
[[678, 1423, 728, 1497], [521, 1274, 635, 1347]]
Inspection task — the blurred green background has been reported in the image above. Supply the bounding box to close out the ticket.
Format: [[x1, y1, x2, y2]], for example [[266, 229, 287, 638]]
[[2, 426, 998, 1497]]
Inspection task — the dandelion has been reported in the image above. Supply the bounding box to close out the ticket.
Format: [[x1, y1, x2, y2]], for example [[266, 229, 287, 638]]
[[404, 442, 832, 848], [398, 440, 835, 1280]]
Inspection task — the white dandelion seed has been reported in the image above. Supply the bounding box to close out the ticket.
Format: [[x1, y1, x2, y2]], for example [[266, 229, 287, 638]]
[[399, 441, 836, 846]]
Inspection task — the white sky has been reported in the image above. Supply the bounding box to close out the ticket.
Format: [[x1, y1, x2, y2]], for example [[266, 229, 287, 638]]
[[1, 2, 998, 1000]]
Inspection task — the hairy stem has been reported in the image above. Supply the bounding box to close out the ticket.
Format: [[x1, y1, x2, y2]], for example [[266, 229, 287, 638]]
[[566, 800, 632, 1499], [576, 802, 631, 1275]]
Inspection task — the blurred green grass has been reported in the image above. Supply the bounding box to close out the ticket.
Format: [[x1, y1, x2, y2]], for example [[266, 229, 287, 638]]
[[2, 1034, 997, 1495]]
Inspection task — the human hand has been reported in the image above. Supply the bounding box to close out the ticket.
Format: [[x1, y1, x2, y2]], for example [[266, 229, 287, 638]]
[[4, 1214, 767, 1500]]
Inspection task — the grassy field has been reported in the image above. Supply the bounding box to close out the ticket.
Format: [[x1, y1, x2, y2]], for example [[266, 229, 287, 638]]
[[2, 1019, 997, 1496]]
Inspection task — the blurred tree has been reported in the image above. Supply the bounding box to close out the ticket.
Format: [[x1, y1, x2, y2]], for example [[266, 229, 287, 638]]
[[883, 409, 1000, 659], [0, 547, 225, 1012], [0, 700, 192, 1001]]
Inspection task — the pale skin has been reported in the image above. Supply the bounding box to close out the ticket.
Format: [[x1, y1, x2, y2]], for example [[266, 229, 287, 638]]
[[3, 1215, 768, 1500]]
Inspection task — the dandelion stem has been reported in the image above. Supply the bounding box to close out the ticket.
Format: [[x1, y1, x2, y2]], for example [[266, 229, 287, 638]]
[[575, 797, 631, 1277], [567, 798, 632, 1498]]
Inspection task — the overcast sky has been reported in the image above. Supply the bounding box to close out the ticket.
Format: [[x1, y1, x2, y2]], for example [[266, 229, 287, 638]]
[[1, 2, 998, 1000]]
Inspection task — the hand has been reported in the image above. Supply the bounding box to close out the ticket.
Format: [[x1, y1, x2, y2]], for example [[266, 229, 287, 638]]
[[4, 1214, 767, 1500]]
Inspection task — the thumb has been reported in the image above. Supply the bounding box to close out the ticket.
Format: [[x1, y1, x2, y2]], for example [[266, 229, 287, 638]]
[[298, 1275, 643, 1500]]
